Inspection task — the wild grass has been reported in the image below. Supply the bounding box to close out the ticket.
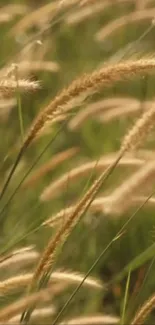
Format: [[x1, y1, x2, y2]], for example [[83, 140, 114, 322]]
[[95, 8, 155, 42], [1, 0, 155, 324], [40, 154, 146, 201]]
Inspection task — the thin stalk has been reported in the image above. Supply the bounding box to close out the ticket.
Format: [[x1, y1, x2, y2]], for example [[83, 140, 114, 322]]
[[14, 64, 24, 143], [52, 189, 155, 325], [21, 153, 123, 324], [52, 232, 123, 325], [120, 23, 155, 61], [121, 270, 131, 325], [0, 119, 69, 224], [126, 259, 155, 320], [0, 145, 25, 202]]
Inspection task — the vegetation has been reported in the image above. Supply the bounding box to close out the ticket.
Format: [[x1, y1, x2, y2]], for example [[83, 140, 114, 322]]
[[1, 0, 155, 324]]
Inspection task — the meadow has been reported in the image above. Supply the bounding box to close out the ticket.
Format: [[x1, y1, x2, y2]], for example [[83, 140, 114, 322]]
[[0, 0, 155, 324]]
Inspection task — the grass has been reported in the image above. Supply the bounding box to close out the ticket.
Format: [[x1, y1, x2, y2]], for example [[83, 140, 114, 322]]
[[1, 0, 155, 324]]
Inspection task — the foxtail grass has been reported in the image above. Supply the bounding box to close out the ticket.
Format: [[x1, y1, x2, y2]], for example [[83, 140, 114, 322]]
[[40, 155, 146, 201], [96, 9, 155, 42], [59, 314, 120, 325], [1, 59, 155, 202], [131, 293, 155, 325], [22, 147, 79, 188], [104, 160, 155, 214], [21, 153, 122, 324], [0, 269, 102, 295], [68, 97, 139, 130]]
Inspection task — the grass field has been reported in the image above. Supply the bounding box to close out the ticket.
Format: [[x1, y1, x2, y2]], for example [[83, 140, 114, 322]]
[[1, 0, 155, 324]]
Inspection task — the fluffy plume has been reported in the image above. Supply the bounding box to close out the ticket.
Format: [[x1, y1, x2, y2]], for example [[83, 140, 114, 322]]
[[40, 154, 145, 201], [0, 78, 40, 96], [23, 59, 155, 151], [104, 161, 155, 214], [22, 147, 79, 188], [60, 314, 119, 325], [120, 103, 155, 154], [96, 9, 155, 42], [131, 294, 155, 325], [0, 287, 55, 322], [65, 2, 109, 26], [68, 97, 139, 130], [7, 307, 55, 324], [0, 269, 102, 295]]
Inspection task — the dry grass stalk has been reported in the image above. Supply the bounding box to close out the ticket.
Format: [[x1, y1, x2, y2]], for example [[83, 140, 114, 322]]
[[96, 9, 155, 42], [0, 59, 147, 199], [98, 102, 142, 123], [80, 0, 151, 7], [10, 2, 58, 35], [0, 269, 102, 295], [50, 269, 103, 288], [79, 0, 108, 6], [2, 61, 155, 201], [0, 4, 28, 17], [10, 0, 78, 36], [0, 14, 15, 23], [0, 64, 18, 79], [59, 0, 79, 7], [0, 78, 40, 96], [65, 2, 109, 26], [22, 147, 79, 188], [13, 41, 46, 76], [120, 103, 155, 154], [44, 194, 155, 228], [0, 286, 56, 322], [0, 4, 28, 23], [97, 99, 155, 123], [0, 246, 34, 262], [60, 314, 119, 325], [0, 247, 39, 272], [83, 82, 152, 183], [43, 196, 111, 227], [5, 160, 26, 179], [40, 155, 146, 201], [135, 195, 155, 206], [23, 89, 155, 317], [9, 59, 154, 154], [7, 307, 55, 324], [29, 155, 121, 292], [0, 274, 33, 294], [131, 294, 155, 325], [68, 97, 139, 130], [15, 60, 60, 74], [102, 195, 155, 212], [135, 149, 155, 160], [104, 160, 155, 214]]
